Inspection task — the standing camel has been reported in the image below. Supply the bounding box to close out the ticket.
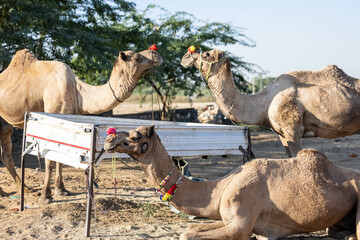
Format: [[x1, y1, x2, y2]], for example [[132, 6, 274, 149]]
[[104, 125, 360, 240], [0, 48, 162, 202], [181, 50, 360, 157]]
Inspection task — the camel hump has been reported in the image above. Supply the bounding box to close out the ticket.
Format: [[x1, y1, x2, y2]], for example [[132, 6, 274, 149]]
[[295, 149, 332, 170], [296, 148, 326, 160], [320, 64, 353, 82], [8, 49, 37, 69]]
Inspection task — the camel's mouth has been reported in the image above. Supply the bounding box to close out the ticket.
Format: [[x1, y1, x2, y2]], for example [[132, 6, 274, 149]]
[[181, 52, 197, 68], [104, 144, 116, 153], [151, 54, 163, 67]]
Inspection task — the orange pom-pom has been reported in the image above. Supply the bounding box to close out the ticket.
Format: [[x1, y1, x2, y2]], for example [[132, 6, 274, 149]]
[[188, 46, 196, 53]]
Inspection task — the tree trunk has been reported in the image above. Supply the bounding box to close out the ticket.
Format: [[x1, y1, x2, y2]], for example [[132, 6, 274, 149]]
[[149, 81, 170, 121]]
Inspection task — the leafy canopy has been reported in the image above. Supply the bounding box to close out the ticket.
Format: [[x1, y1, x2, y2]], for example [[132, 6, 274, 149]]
[[0, 1, 260, 101]]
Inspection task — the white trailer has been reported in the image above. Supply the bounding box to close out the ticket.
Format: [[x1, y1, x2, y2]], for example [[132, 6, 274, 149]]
[[20, 112, 252, 237]]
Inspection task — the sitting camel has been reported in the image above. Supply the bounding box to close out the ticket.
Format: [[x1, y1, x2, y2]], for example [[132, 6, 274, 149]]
[[197, 105, 223, 124], [0, 48, 162, 201], [104, 125, 360, 240], [181, 50, 360, 157]]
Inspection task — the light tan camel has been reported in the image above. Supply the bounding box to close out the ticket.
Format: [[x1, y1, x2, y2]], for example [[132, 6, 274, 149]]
[[198, 104, 222, 124], [0, 49, 162, 201], [181, 50, 360, 157], [104, 125, 360, 240]]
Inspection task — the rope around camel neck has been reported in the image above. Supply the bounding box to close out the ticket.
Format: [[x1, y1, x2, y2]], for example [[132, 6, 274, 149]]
[[197, 54, 243, 125]]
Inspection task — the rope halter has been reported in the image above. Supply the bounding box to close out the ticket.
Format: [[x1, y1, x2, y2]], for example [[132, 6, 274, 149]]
[[198, 53, 227, 81]]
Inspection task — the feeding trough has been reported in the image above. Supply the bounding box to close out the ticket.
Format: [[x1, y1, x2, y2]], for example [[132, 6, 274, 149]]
[[20, 112, 251, 237]]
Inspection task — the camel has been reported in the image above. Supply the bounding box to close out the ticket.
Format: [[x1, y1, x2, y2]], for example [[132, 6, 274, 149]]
[[198, 104, 222, 124], [104, 125, 360, 240], [181, 50, 360, 157], [0, 48, 162, 201]]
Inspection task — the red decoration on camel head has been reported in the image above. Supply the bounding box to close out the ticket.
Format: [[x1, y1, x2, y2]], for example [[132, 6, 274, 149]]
[[149, 44, 158, 51], [106, 127, 116, 136]]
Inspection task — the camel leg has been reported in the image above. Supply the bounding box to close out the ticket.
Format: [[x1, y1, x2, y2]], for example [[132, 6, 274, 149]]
[[0, 120, 31, 193], [185, 221, 225, 234], [180, 221, 253, 240], [181, 201, 260, 239], [356, 200, 360, 240], [0, 123, 19, 185], [40, 159, 55, 203], [54, 162, 70, 195]]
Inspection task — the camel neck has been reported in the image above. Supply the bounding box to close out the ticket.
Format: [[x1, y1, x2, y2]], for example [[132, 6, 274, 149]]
[[206, 62, 269, 126], [138, 135, 227, 219], [76, 66, 140, 114]]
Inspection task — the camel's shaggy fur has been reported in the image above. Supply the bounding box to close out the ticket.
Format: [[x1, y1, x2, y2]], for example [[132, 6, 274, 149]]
[[104, 126, 360, 240], [0, 49, 162, 201], [181, 50, 360, 157]]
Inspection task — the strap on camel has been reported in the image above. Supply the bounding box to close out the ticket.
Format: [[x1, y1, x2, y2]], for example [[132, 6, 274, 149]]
[[199, 53, 226, 81]]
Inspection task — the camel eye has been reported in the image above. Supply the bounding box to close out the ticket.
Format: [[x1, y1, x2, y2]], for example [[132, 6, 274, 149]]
[[133, 54, 140, 61], [123, 141, 129, 146], [206, 52, 210, 57]]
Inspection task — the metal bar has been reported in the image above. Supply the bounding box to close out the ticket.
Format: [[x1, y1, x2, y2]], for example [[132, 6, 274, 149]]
[[95, 148, 105, 167], [85, 125, 97, 237], [20, 112, 29, 211], [22, 141, 37, 157]]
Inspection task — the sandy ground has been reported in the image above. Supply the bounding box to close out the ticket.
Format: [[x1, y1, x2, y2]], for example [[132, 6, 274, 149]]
[[0, 130, 359, 240]]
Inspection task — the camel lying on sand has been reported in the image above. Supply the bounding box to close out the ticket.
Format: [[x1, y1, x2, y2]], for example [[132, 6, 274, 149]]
[[104, 125, 360, 240], [0, 49, 162, 201], [181, 50, 360, 157], [198, 105, 222, 124]]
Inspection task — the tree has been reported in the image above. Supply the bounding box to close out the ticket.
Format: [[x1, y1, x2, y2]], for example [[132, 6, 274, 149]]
[[120, 6, 260, 120], [0, 0, 136, 82], [0, 1, 261, 120], [250, 74, 275, 93]]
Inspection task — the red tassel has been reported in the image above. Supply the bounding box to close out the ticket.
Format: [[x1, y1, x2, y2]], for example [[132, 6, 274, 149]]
[[168, 184, 177, 195], [149, 44, 158, 51]]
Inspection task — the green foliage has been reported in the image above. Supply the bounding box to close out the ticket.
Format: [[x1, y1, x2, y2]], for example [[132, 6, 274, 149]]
[[120, 6, 260, 119], [0, 0, 136, 84], [137, 202, 156, 220], [0, 1, 262, 119], [249, 74, 275, 93], [129, 6, 258, 94]]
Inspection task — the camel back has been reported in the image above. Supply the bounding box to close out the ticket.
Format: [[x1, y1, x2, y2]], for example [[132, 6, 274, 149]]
[[288, 65, 359, 89]]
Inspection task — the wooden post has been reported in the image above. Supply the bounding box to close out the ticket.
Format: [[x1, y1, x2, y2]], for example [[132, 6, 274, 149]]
[[85, 125, 97, 237], [20, 112, 29, 211]]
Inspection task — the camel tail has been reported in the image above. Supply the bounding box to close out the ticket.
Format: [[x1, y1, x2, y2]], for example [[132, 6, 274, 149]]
[[8, 49, 37, 69]]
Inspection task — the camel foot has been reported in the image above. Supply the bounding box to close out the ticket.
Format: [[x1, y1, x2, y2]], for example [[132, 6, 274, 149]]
[[38, 196, 54, 204], [328, 226, 354, 239], [179, 233, 194, 240], [345, 234, 356, 240], [54, 188, 71, 196], [0, 187, 8, 197], [24, 186, 33, 193]]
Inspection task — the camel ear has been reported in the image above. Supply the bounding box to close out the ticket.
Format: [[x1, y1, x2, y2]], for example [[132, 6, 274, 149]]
[[215, 50, 225, 60], [119, 52, 126, 60], [146, 125, 155, 137]]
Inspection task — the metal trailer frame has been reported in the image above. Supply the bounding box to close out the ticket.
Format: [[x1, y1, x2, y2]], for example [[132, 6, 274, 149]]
[[19, 112, 252, 237]]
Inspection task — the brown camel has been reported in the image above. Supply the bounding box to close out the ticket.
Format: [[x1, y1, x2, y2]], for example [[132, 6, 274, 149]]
[[181, 50, 360, 157], [0, 48, 162, 201], [104, 125, 360, 240]]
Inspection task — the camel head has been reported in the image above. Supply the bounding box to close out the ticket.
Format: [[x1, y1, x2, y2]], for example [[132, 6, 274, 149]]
[[104, 126, 156, 160], [114, 49, 163, 77], [181, 49, 228, 79]]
